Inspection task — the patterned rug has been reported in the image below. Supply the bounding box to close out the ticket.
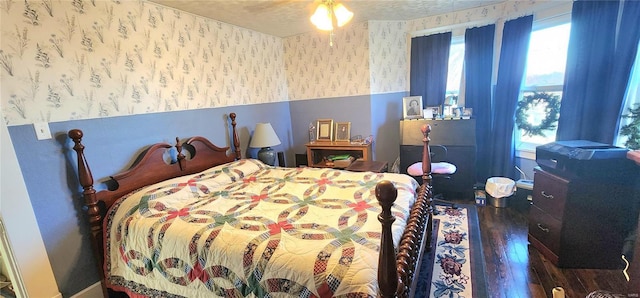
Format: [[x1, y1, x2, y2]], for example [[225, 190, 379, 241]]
[[414, 204, 488, 297]]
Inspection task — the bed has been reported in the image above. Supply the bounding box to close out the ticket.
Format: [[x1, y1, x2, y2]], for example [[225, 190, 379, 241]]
[[68, 113, 436, 297]]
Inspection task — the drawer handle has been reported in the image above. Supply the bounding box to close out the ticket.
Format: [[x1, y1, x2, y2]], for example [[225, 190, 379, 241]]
[[540, 191, 554, 200], [536, 223, 550, 233], [622, 255, 630, 281]]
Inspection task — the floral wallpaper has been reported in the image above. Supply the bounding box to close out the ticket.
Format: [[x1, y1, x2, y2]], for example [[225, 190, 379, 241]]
[[0, 0, 558, 125], [368, 21, 408, 95], [284, 20, 409, 101], [283, 22, 371, 101], [0, 0, 287, 126], [407, 0, 559, 34]]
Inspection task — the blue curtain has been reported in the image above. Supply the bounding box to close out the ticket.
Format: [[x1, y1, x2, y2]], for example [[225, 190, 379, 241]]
[[410, 32, 452, 107], [605, 0, 640, 143], [489, 15, 533, 179], [464, 24, 496, 183], [557, 0, 640, 143]]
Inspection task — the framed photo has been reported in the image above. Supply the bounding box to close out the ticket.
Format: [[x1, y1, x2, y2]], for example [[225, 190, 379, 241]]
[[334, 122, 351, 142], [423, 108, 433, 119], [426, 106, 441, 119], [442, 106, 452, 118], [463, 107, 473, 118], [402, 96, 423, 119], [452, 107, 464, 118], [316, 119, 334, 142]]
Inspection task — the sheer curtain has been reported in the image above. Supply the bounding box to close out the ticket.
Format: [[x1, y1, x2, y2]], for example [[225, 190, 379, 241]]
[[617, 44, 640, 147], [464, 24, 496, 183], [557, 0, 640, 143], [489, 15, 533, 179], [410, 32, 452, 107]]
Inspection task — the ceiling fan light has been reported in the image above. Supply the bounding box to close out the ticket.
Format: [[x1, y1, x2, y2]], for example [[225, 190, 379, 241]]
[[333, 3, 353, 27], [310, 4, 333, 31]]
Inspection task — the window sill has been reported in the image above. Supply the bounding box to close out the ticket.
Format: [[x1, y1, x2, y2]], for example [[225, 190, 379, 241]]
[[516, 145, 536, 160]]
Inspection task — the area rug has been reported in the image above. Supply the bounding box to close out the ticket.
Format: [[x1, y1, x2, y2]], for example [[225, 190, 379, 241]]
[[414, 204, 488, 297]]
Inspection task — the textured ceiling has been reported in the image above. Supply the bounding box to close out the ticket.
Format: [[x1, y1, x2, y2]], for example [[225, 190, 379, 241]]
[[148, 0, 505, 37]]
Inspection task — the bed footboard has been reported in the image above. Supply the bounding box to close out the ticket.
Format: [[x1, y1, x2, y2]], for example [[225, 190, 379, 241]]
[[377, 124, 433, 297]]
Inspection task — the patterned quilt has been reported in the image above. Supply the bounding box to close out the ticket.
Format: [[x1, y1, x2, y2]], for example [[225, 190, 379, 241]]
[[104, 159, 419, 297]]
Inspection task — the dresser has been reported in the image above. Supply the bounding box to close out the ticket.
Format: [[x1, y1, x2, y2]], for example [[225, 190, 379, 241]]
[[625, 150, 640, 296], [528, 168, 639, 269], [399, 119, 476, 199]]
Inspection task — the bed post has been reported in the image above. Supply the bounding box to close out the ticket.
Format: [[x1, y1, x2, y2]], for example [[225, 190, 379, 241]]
[[229, 112, 241, 159], [376, 124, 434, 297], [421, 124, 434, 250], [68, 129, 108, 297], [421, 124, 432, 187], [376, 180, 399, 298]]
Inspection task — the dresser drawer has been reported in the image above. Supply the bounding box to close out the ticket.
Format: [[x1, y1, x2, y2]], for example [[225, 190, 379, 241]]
[[532, 171, 569, 220], [528, 205, 563, 256]]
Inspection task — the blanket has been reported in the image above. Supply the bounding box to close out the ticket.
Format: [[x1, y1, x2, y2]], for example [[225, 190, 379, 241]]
[[104, 159, 419, 297]]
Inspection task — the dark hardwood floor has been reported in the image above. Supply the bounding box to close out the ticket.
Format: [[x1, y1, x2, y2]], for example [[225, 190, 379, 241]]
[[462, 199, 630, 298]]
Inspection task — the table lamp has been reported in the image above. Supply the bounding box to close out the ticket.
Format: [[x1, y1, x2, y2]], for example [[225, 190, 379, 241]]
[[250, 123, 281, 166]]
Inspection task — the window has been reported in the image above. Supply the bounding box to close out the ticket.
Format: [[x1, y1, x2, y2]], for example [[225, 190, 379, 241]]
[[616, 44, 640, 148], [516, 22, 571, 155], [444, 37, 465, 113], [446, 38, 465, 98]]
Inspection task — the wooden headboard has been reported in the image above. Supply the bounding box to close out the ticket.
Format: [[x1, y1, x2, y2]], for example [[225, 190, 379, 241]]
[[68, 112, 241, 295]]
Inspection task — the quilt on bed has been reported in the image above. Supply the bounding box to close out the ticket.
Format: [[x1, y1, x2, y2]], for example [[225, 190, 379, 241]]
[[104, 159, 419, 297]]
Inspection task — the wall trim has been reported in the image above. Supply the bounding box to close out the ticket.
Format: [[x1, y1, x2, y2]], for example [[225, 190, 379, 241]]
[[516, 148, 536, 160], [0, 218, 27, 298], [70, 282, 102, 298]]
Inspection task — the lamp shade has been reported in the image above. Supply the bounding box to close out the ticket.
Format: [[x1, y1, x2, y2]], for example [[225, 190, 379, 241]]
[[333, 3, 353, 27], [250, 123, 281, 148], [310, 3, 333, 31]]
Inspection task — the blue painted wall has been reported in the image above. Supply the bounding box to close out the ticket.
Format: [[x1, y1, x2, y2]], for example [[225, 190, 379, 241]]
[[8, 104, 291, 296], [289, 92, 407, 165], [7, 93, 410, 296]]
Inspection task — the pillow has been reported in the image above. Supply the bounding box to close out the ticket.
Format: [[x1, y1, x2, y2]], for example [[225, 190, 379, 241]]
[[407, 162, 457, 176]]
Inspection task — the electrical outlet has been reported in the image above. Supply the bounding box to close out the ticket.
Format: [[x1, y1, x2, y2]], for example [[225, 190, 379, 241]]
[[34, 122, 52, 140]]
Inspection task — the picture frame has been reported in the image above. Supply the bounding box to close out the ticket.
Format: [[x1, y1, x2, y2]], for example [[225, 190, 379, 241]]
[[463, 107, 473, 118], [334, 122, 351, 142], [402, 96, 423, 119], [426, 106, 441, 119], [442, 106, 452, 118], [452, 107, 464, 118], [423, 108, 433, 119], [316, 119, 334, 142]]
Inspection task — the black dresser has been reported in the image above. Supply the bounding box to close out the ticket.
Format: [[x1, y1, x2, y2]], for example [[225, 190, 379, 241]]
[[399, 119, 476, 200], [529, 141, 640, 268]]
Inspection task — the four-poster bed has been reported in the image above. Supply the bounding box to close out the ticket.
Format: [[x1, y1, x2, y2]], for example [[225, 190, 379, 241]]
[[68, 113, 436, 297]]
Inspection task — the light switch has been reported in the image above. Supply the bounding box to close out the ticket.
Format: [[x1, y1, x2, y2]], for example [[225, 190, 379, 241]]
[[34, 122, 52, 140]]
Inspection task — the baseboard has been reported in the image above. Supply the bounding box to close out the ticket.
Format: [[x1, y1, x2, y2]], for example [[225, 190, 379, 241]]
[[70, 282, 102, 298]]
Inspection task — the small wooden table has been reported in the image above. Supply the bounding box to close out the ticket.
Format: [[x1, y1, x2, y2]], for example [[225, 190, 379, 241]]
[[346, 160, 388, 173]]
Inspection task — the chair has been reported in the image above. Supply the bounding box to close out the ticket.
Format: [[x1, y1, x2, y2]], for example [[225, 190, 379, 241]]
[[406, 145, 458, 212]]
